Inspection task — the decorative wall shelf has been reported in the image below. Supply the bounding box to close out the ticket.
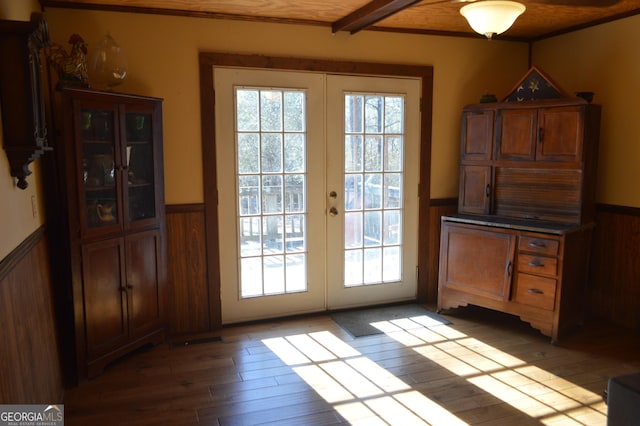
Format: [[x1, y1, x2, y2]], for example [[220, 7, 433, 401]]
[[0, 13, 51, 189]]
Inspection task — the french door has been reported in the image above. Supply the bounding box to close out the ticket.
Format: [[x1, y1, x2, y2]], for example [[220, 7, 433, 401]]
[[214, 68, 420, 323]]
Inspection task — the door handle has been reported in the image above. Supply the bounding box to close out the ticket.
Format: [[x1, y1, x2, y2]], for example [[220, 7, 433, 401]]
[[528, 240, 547, 248], [329, 206, 339, 217]]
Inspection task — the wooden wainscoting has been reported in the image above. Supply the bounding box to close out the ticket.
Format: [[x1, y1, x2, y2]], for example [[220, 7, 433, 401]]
[[0, 227, 63, 403], [166, 204, 217, 337], [165, 200, 640, 333], [427, 199, 458, 302], [166, 200, 459, 335], [589, 204, 640, 329]]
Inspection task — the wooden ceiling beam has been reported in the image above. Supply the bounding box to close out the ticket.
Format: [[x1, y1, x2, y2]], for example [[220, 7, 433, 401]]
[[332, 0, 423, 34]]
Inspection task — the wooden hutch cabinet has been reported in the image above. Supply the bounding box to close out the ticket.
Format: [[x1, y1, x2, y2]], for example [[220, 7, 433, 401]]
[[59, 88, 167, 379], [439, 76, 600, 342]]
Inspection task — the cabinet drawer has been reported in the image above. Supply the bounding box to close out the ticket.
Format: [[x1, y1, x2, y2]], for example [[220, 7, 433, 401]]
[[514, 274, 557, 311], [519, 236, 559, 256], [518, 254, 558, 276]]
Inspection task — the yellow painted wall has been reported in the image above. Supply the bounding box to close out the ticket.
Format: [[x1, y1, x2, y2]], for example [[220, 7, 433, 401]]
[[532, 14, 640, 208], [0, 0, 44, 260], [0, 0, 40, 21], [6, 4, 636, 262], [42, 8, 528, 205]]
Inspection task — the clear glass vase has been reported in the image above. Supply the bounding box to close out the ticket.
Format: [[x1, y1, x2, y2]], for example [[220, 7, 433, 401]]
[[88, 33, 128, 90]]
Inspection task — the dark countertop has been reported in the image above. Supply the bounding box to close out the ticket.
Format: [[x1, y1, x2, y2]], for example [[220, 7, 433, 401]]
[[441, 214, 590, 235]]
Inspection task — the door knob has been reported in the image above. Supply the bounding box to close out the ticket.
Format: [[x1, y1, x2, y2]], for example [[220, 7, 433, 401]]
[[329, 206, 339, 217]]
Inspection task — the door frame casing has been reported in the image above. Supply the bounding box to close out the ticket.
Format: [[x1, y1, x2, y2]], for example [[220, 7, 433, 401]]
[[199, 52, 434, 329]]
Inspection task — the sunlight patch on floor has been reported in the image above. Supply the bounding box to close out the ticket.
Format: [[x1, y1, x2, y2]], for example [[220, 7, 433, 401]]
[[293, 364, 356, 403], [378, 321, 607, 425], [346, 357, 411, 393], [263, 324, 469, 425], [262, 316, 607, 425]]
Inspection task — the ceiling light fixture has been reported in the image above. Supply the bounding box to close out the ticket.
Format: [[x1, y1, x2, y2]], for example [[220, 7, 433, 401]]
[[460, 0, 526, 39]]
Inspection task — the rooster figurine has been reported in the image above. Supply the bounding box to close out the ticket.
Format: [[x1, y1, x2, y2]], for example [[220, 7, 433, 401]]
[[47, 34, 90, 89]]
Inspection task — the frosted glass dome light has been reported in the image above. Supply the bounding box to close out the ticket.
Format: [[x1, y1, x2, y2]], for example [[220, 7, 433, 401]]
[[460, 1, 526, 39]]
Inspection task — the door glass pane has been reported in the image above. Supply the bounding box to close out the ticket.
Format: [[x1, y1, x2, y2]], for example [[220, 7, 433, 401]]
[[236, 87, 308, 298], [344, 94, 405, 287], [81, 108, 118, 229], [125, 112, 156, 222]]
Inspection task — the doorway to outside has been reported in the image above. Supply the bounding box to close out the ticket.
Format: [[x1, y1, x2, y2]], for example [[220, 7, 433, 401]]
[[200, 54, 433, 325]]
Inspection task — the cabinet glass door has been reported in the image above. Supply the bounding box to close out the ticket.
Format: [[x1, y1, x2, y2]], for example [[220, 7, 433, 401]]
[[124, 111, 156, 224], [81, 107, 119, 230]]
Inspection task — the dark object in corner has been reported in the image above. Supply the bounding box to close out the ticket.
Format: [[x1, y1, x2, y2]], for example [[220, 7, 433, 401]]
[[606, 372, 640, 425], [0, 13, 51, 189], [480, 93, 497, 103], [171, 336, 223, 347], [576, 91, 594, 103]]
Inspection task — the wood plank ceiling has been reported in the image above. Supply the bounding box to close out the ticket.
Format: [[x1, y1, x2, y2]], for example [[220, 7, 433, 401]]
[[41, 0, 640, 41]]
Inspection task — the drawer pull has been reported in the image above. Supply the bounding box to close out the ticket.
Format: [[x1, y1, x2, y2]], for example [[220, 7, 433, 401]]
[[528, 260, 545, 267], [527, 288, 544, 295], [528, 240, 547, 248]]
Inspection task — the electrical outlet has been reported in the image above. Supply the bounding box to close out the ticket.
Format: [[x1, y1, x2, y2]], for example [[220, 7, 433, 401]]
[[31, 195, 37, 218]]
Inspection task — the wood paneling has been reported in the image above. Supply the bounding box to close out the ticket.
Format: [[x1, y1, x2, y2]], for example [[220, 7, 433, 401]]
[[163, 199, 639, 337], [0, 228, 63, 403], [426, 199, 457, 303], [494, 167, 583, 223], [589, 204, 640, 329], [165, 204, 212, 336]]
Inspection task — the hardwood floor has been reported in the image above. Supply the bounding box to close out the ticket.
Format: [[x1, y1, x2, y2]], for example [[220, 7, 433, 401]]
[[63, 305, 640, 425]]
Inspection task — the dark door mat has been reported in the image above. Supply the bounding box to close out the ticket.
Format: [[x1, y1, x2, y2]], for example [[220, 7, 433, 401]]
[[331, 303, 451, 338]]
